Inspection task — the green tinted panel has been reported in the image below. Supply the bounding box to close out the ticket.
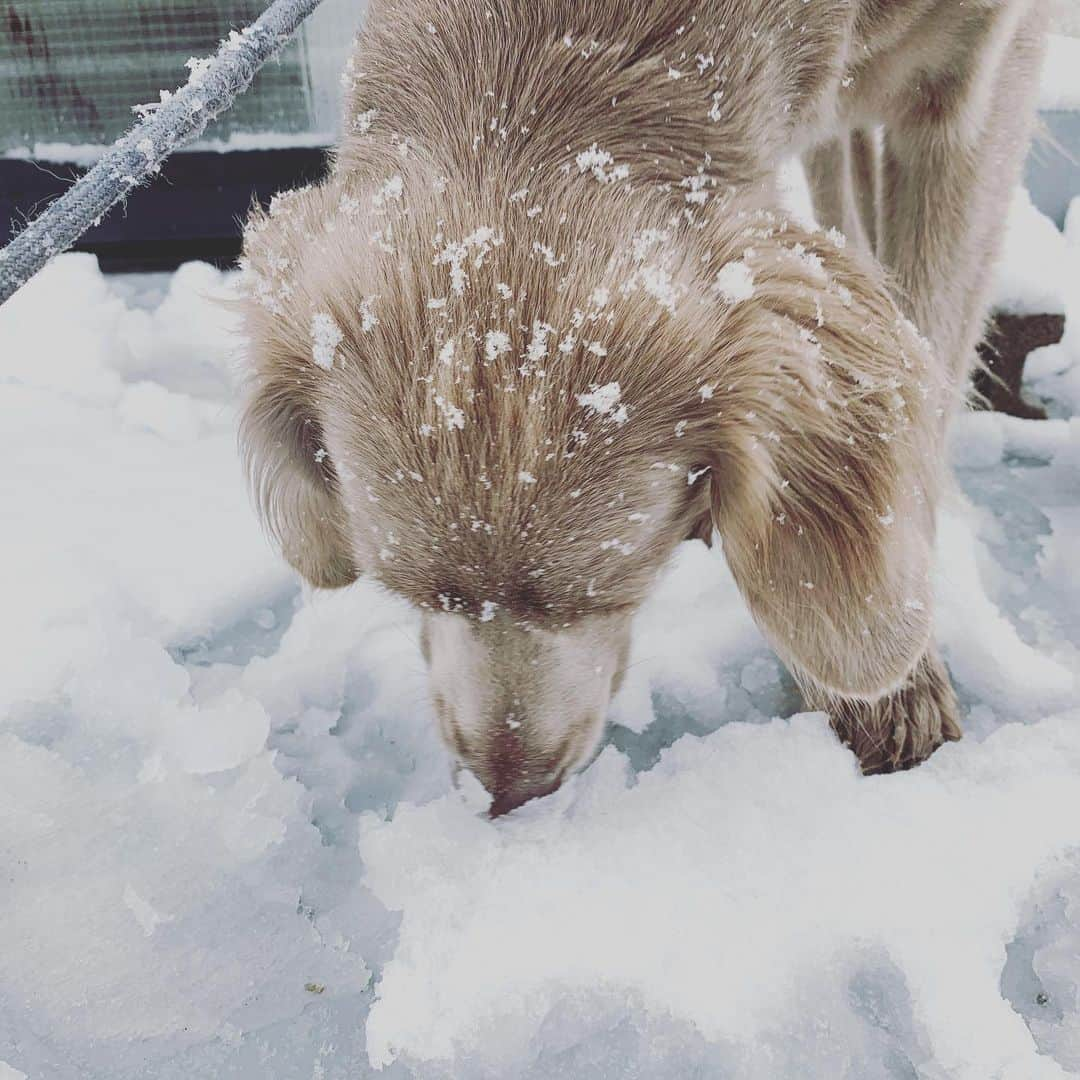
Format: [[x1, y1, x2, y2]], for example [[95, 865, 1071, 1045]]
[[0, 1, 316, 152]]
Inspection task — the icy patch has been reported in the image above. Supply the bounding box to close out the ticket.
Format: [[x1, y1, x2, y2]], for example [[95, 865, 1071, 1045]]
[[935, 501, 1075, 717], [1003, 857, 1080, 1073], [0, 727, 370, 1055]]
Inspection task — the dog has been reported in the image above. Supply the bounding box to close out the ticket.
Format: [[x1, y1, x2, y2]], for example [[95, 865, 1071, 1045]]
[[238, 0, 1049, 813]]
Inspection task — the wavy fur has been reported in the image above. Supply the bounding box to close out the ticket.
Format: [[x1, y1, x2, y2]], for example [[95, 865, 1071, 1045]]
[[237, 0, 1048, 802]]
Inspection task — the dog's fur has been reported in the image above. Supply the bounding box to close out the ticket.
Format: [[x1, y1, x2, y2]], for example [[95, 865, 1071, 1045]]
[[238, 0, 1048, 811]]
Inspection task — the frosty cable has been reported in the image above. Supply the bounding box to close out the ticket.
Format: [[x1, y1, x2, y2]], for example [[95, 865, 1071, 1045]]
[[0, 0, 325, 307]]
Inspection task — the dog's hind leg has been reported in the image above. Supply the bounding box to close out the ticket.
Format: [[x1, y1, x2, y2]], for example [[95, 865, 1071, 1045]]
[[849, 128, 879, 256], [878, 3, 1049, 396], [802, 134, 874, 253]]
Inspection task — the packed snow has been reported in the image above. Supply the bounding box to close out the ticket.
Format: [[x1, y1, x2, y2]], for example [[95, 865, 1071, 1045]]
[[1, 183, 1080, 1079], [1041, 33, 1080, 112], [992, 187, 1073, 316]]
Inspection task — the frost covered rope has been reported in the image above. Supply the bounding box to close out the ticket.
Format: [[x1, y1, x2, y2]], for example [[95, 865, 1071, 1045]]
[[0, 0, 325, 308]]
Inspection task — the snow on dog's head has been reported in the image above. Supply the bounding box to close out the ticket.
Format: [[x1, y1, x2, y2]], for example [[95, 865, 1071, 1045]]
[[237, 167, 939, 811]]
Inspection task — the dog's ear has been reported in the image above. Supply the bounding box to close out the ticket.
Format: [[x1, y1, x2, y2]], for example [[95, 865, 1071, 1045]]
[[694, 217, 949, 698], [235, 186, 362, 590], [239, 377, 359, 589]]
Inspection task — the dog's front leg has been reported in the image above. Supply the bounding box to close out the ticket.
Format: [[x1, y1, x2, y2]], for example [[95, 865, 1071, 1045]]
[[804, 648, 961, 774], [701, 222, 963, 772], [715, 462, 962, 774]]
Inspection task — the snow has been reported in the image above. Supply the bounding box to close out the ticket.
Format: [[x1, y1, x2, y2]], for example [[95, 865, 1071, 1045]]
[[483, 329, 512, 360], [311, 311, 344, 368], [1, 188, 1080, 1079], [576, 381, 624, 419], [712, 258, 756, 304], [992, 187, 1073, 315], [434, 393, 466, 430], [574, 143, 630, 184], [361, 716, 1080, 1079], [1040, 34, 1080, 112]]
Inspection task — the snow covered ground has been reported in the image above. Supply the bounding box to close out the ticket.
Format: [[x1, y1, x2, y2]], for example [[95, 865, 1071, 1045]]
[[1, 184, 1079, 1079]]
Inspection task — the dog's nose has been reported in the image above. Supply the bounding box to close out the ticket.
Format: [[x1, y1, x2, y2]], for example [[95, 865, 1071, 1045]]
[[487, 774, 562, 817], [475, 724, 568, 816]]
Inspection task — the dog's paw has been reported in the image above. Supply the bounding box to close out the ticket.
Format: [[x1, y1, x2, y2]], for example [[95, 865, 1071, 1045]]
[[825, 649, 962, 775]]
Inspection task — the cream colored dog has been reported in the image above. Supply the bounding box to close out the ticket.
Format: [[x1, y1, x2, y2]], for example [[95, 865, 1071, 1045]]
[[238, 0, 1049, 813]]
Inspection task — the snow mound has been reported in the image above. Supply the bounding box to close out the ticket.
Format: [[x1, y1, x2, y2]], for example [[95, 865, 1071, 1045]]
[[362, 715, 1080, 1080], [0, 257, 286, 715], [0, 258, 379, 1077]]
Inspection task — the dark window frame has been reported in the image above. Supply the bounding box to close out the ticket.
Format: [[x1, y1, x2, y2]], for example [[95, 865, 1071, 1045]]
[[0, 147, 329, 273]]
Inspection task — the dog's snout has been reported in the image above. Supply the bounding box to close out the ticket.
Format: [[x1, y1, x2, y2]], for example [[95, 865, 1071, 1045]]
[[487, 751, 563, 816], [423, 609, 630, 813], [434, 696, 613, 813], [442, 718, 566, 815], [474, 718, 600, 815]]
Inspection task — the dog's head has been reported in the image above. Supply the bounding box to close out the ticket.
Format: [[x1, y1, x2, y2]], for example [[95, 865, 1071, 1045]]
[[238, 167, 940, 811]]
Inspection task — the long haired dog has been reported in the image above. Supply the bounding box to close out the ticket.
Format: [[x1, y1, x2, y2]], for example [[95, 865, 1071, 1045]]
[[239, 0, 1049, 812]]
